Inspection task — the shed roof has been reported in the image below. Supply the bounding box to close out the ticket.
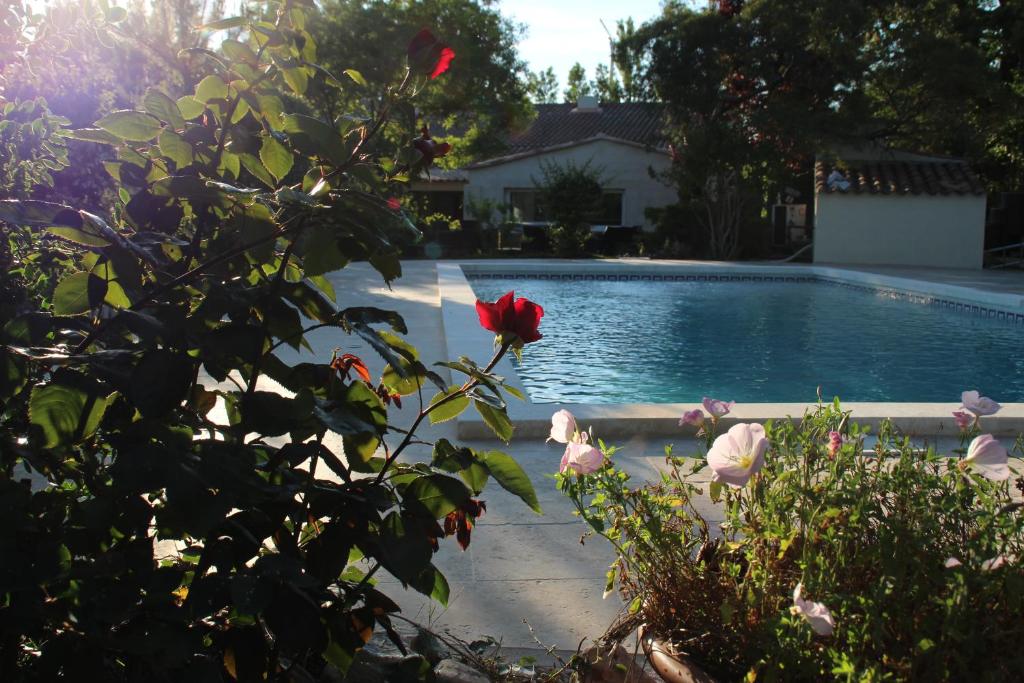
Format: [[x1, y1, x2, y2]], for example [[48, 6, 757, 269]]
[[815, 159, 985, 197]]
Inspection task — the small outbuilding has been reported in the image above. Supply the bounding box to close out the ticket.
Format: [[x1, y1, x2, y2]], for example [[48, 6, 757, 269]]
[[813, 152, 987, 269]]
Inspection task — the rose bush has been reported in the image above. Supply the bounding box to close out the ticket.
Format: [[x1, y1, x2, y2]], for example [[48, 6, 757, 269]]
[[556, 396, 1024, 680], [0, 5, 540, 680]]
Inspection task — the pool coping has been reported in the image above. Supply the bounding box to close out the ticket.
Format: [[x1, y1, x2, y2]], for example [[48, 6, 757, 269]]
[[437, 259, 1024, 439]]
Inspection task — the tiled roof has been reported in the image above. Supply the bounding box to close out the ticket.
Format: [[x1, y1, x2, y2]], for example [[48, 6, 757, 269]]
[[502, 102, 666, 155], [815, 159, 985, 196]]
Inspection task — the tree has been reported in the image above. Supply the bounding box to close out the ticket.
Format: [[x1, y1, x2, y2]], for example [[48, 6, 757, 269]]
[[563, 62, 592, 102], [535, 160, 605, 255], [627, 0, 1024, 257], [593, 63, 622, 103], [309, 0, 533, 165], [527, 66, 559, 104]]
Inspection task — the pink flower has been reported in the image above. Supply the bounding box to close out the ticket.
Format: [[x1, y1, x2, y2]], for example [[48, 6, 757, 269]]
[[560, 442, 603, 475], [679, 409, 705, 428], [548, 409, 578, 444], [952, 410, 973, 432], [981, 555, 1012, 571], [790, 583, 835, 636], [963, 434, 1010, 481], [944, 557, 962, 569], [827, 431, 842, 459], [960, 390, 1001, 417], [707, 423, 768, 488], [702, 397, 734, 418]]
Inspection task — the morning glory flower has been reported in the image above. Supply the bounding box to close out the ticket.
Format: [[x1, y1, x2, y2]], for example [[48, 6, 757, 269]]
[[707, 423, 768, 487], [702, 397, 734, 418], [560, 442, 604, 475], [952, 410, 973, 431], [790, 583, 835, 636], [963, 434, 1010, 481], [679, 408, 705, 427], [548, 409, 578, 444], [960, 390, 1001, 417]]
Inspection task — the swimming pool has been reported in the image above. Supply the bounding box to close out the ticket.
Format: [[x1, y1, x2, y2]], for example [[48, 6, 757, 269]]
[[468, 272, 1024, 405]]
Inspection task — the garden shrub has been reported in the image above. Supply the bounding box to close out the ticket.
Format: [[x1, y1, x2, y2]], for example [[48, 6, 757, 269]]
[[0, 4, 539, 680], [557, 398, 1024, 681]]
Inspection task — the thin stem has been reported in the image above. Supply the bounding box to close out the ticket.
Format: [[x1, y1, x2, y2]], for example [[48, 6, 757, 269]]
[[373, 340, 511, 484]]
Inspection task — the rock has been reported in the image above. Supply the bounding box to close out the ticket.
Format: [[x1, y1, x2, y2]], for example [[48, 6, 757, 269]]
[[433, 658, 490, 683], [341, 650, 429, 683], [411, 628, 451, 665]]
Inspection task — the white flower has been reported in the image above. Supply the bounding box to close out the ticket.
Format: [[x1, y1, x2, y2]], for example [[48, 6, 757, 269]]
[[790, 583, 835, 636], [960, 390, 1001, 417], [964, 434, 1010, 481], [548, 409, 578, 444], [944, 557, 962, 568], [706, 423, 768, 487]]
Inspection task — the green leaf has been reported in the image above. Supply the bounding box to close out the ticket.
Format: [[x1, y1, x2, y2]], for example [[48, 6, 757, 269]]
[[405, 474, 471, 518], [52, 271, 92, 315], [66, 128, 122, 145], [95, 110, 162, 142], [409, 564, 449, 606], [473, 401, 513, 444], [143, 88, 186, 129], [344, 69, 367, 87], [281, 114, 346, 166], [195, 75, 229, 103], [176, 96, 205, 120], [0, 200, 81, 227], [221, 39, 259, 66], [380, 332, 425, 395], [369, 250, 402, 284], [29, 373, 110, 448], [259, 135, 293, 181], [128, 350, 195, 418], [428, 387, 469, 425], [481, 450, 541, 513], [239, 153, 276, 189], [201, 16, 247, 30], [282, 67, 309, 95], [45, 226, 110, 248], [0, 352, 27, 401], [158, 128, 193, 168], [709, 480, 724, 504]]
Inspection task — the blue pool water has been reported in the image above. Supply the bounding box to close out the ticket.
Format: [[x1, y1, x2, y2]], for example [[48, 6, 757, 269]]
[[470, 276, 1024, 404]]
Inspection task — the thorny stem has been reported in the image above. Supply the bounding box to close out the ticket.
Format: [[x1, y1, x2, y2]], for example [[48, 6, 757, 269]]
[[373, 339, 512, 484]]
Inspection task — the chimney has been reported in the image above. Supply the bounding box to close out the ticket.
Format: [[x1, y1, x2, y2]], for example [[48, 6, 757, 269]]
[[573, 95, 601, 112]]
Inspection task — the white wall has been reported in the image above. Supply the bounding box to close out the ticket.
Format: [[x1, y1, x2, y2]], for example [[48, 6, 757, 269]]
[[813, 193, 987, 269], [463, 139, 676, 231]]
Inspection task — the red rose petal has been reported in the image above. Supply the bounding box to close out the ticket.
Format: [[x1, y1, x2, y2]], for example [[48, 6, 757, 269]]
[[430, 46, 455, 79]]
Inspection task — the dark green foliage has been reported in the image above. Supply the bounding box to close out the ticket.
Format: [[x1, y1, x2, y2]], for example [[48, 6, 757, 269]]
[[534, 160, 605, 257], [0, 3, 536, 680]]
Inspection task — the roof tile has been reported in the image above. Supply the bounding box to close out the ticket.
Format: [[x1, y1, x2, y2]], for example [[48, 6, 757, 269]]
[[815, 159, 985, 196], [503, 102, 666, 154]]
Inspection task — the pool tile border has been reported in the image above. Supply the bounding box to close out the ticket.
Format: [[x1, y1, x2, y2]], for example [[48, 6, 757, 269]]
[[439, 260, 1024, 438]]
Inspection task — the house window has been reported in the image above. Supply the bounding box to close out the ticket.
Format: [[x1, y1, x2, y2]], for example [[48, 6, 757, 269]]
[[594, 191, 624, 226], [508, 189, 623, 225], [507, 190, 549, 222]]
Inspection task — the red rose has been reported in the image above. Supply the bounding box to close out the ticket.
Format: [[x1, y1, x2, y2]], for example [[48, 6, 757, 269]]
[[475, 291, 544, 344], [407, 28, 455, 79], [412, 125, 451, 166]]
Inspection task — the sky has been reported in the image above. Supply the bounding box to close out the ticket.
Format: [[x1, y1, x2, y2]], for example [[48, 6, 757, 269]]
[[500, 0, 667, 86]]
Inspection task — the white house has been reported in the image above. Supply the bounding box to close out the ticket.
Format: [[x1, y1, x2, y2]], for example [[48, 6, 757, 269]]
[[813, 151, 987, 269], [414, 96, 677, 231]]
